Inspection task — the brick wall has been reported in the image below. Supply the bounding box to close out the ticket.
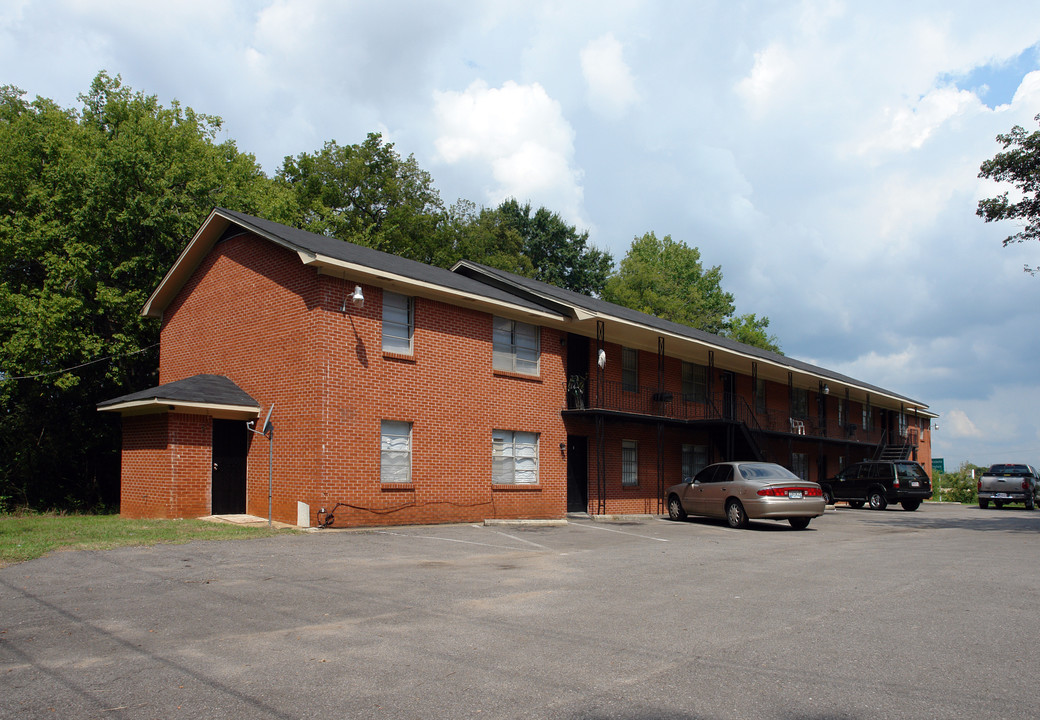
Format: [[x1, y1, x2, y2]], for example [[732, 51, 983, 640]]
[[142, 232, 567, 526], [120, 414, 171, 518]]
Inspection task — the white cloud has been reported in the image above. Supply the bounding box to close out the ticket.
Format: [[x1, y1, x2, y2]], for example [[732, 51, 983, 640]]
[[734, 42, 796, 109], [944, 409, 983, 439], [853, 87, 983, 157], [580, 33, 639, 117], [432, 80, 586, 223]]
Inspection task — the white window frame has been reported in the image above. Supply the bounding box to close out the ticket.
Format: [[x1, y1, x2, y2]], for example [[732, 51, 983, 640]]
[[492, 430, 539, 485], [492, 317, 540, 375], [380, 420, 412, 483], [622, 440, 638, 486], [382, 291, 414, 354]]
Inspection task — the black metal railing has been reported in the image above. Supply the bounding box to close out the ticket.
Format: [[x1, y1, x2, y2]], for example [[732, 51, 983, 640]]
[[564, 376, 891, 446]]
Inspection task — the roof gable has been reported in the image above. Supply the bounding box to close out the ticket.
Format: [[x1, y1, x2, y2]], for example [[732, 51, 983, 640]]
[[142, 208, 564, 323]]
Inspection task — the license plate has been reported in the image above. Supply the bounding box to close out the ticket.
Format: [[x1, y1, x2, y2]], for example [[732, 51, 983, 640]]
[[910, 481, 919, 487], [788, 490, 804, 499], [995, 493, 1009, 498]]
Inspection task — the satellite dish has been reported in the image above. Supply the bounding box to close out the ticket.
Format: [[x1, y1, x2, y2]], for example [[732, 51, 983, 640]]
[[260, 404, 274, 436]]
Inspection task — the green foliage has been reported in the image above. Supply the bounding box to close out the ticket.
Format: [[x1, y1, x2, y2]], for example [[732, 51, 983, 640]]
[[277, 133, 444, 262], [933, 461, 986, 504], [0, 73, 276, 510], [977, 113, 1040, 274], [278, 139, 614, 295], [490, 199, 613, 296], [602, 232, 781, 353], [0, 512, 291, 567]]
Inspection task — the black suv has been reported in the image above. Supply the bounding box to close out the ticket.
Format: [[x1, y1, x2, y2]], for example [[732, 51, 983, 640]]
[[821, 461, 932, 511]]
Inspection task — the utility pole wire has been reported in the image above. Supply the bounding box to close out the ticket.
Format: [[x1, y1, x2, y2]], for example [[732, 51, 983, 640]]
[[1, 343, 158, 382]]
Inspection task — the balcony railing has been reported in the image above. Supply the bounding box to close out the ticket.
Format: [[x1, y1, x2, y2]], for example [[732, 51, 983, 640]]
[[565, 376, 894, 445]]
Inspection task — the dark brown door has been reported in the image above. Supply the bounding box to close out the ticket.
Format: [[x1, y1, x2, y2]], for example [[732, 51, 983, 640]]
[[567, 435, 589, 512], [212, 419, 247, 514]]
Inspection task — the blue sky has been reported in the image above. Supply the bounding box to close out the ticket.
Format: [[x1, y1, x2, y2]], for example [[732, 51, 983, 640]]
[[3, 0, 1040, 469]]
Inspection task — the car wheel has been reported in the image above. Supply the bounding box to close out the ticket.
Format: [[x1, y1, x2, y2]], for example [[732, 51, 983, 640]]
[[667, 494, 687, 521], [848, 500, 865, 509], [868, 491, 888, 511], [979, 499, 989, 509], [821, 487, 835, 505], [726, 499, 749, 529], [789, 517, 811, 530], [900, 499, 921, 512]]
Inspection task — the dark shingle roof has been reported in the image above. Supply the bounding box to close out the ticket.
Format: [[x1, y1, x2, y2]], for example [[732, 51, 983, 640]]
[[452, 261, 923, 406], [97, 374, 258, 410], [213, 209, 564, 318]]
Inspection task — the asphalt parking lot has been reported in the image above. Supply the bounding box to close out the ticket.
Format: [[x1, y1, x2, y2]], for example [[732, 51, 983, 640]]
[[3, 503, 1039, 720]]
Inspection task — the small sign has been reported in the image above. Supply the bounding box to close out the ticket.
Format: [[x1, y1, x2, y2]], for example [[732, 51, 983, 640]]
[[932, 458, 945, 474]]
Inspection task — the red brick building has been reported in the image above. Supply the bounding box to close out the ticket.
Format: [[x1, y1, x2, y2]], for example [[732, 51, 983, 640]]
[[99, 208, 935, 527]]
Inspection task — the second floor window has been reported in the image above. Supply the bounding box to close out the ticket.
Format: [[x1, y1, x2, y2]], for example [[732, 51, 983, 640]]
[[622, 347, 638, 392], [791, 388, 809, 418], [754, 377, 766, 414], [382, 291, 413, 354], [682, 362, 707, 403], [493, 317, 539, 375]]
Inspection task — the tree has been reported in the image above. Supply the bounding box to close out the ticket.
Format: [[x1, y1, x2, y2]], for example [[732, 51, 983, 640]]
[[384, 195, 613, 297], [491, 200, 613, 296], [602, 232, 781, 353], [977, 113, 1040, 274], [277, 134, 445, 263], [0, 73, 277, 510], [428, 199, 534, 277]]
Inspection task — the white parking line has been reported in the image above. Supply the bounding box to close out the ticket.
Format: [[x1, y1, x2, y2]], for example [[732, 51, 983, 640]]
[[568, 522, 668, 542], [489, 530, 551, 550], [374, 530, 531, 551]]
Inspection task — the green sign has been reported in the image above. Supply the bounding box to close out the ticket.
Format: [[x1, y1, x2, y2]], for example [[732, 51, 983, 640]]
[[932, 458, 945, 474]]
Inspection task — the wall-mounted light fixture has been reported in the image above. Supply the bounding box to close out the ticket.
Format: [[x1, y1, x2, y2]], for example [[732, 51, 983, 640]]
[[823, 383, 830, 395], [597, 349, 606, 369], [341, 285, 365, 312]]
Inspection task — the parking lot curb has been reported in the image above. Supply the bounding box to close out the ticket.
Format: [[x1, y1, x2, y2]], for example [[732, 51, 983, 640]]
[[483, 518, 570, 527]]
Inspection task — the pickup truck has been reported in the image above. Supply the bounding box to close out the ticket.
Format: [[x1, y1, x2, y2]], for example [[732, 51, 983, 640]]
[[977, 464, 1039, 510]]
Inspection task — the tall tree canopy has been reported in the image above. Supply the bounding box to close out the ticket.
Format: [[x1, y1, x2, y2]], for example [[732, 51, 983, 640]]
[[492, 200, 613, 296], [277, 139, 613, 295], [277, 134, 445, 262], [602, 232, 781, 353], [0, 73, 275, 509], [977, 113, 1040, 274]]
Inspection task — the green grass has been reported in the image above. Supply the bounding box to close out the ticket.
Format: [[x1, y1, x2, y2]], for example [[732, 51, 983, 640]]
[[0, 513, 294, 567]]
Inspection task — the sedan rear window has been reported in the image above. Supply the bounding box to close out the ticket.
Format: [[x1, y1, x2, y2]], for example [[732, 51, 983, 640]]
[[738, 464, 799, 480]]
